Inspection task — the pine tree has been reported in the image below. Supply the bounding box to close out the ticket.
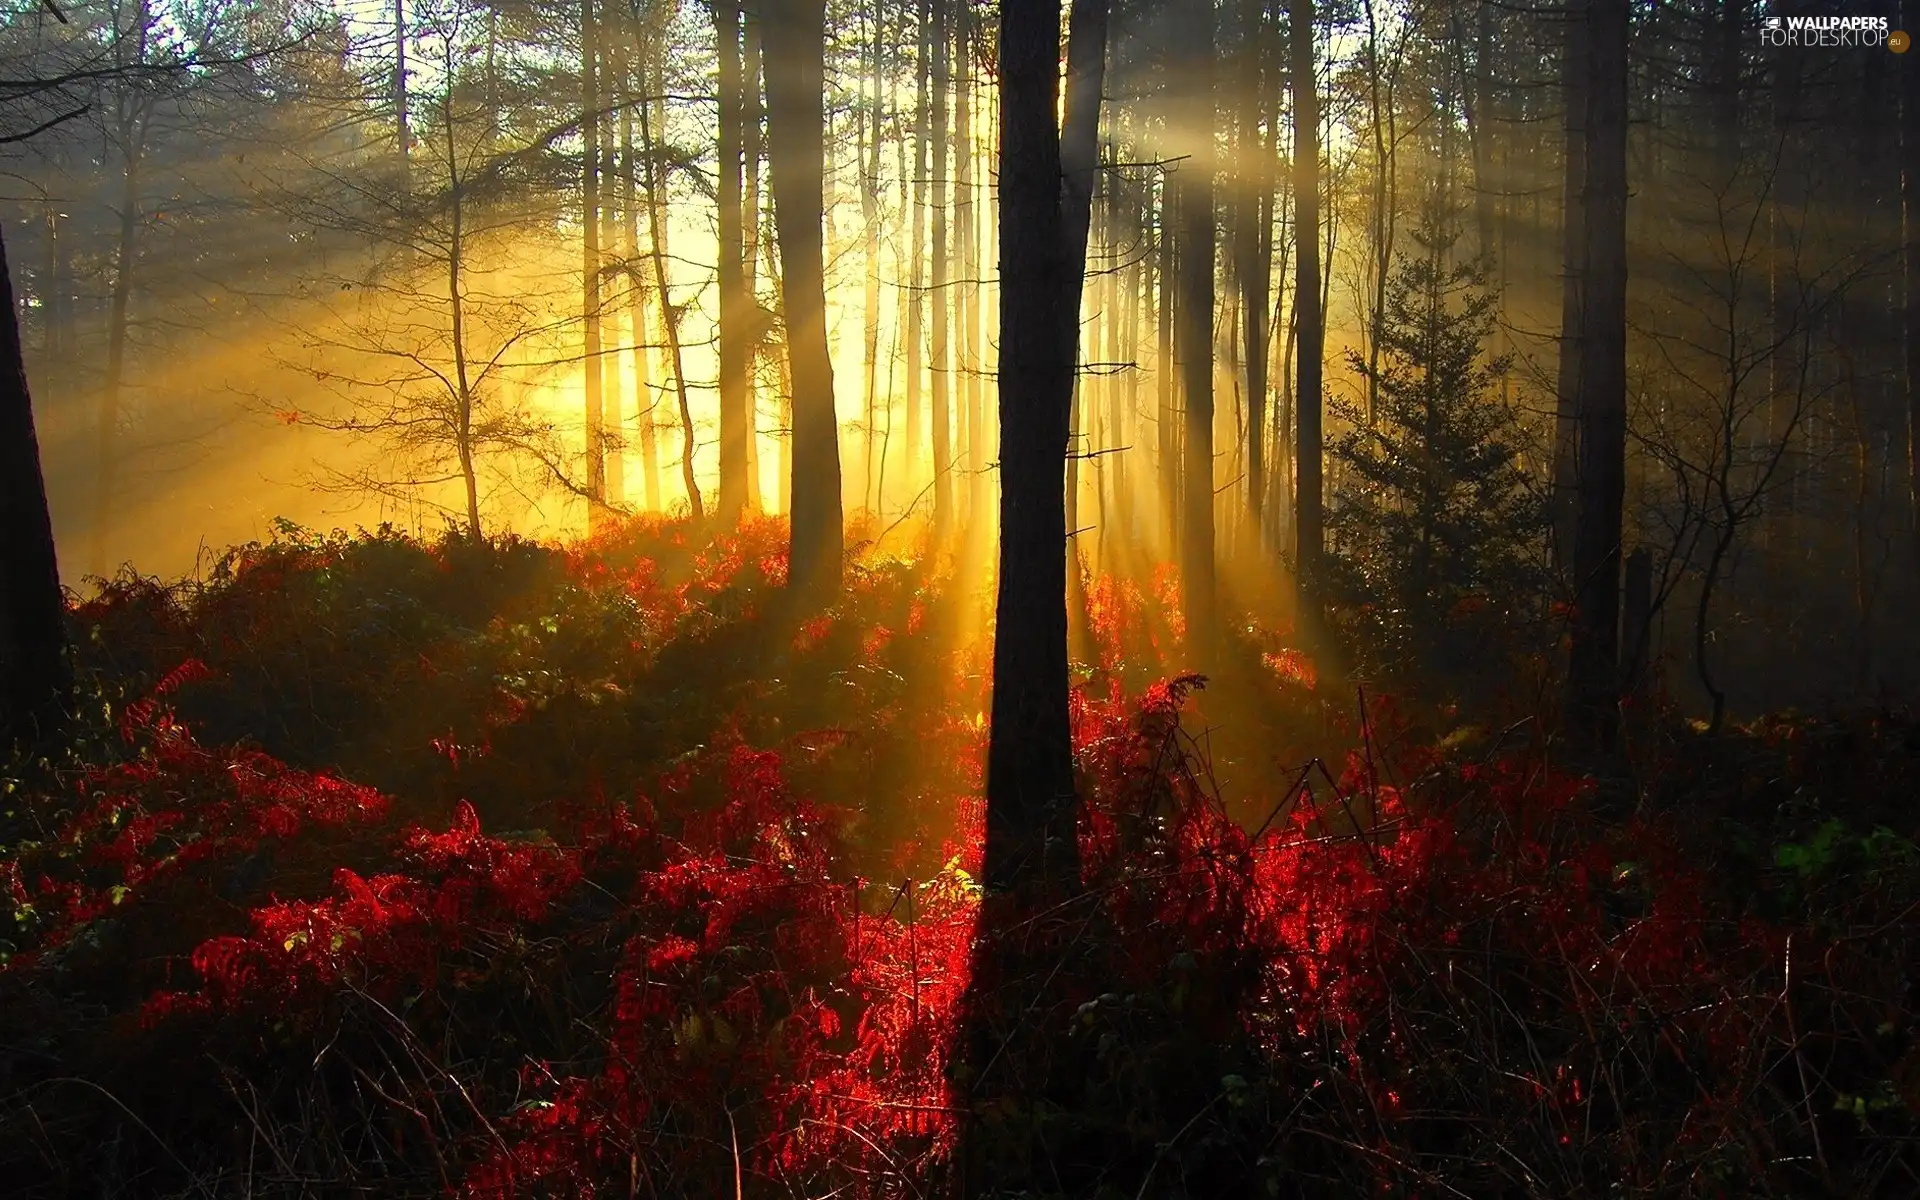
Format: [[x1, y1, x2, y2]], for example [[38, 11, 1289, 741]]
[[1329, 188, 1545, 680]]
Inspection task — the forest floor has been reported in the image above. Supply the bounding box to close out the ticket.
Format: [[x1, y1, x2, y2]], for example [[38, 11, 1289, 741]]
[[2, 515, 1917, 1198]]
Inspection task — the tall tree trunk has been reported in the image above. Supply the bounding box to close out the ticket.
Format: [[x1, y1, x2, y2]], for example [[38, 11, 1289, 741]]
[[445, 103, 483, 537], [1551, 0, 1588, 571], [0, 225, 68, 750], [907, 0, 930, 484], [603, 17, 625, 507], [765, 0, 844, 598], [717, 0, 751, 525], [985, 0, 1105, 898], [931, 0, 953, 541], [957, 4, 983, 526], [1179, 0, 1216, 661], [1238, 0, 1270, 536], [1766, 49, 1804, 564], [620, 27, 661, 511], [1290, 0, 1324, 613], [91, 138, 141, 578], [1157, 180, 1180, 557], [860, 0, 885, 513], [394, 0, 409, 189], [1567, 0, 1629, 738], [1908, 0, 1920, 563], [581, 0, 607, 530], [637, 55, 703, 520], [743, 8, 764, 514]]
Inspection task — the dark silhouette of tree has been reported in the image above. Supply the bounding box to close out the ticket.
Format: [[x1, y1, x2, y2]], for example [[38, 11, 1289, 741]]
[[1291, 0, 1324, 621], [0, 226, 68, 752], [1329, 189, 1544, 683], [1565, 0, 1629, 739], [1907, 0, 1920, 567], [764, 0, 842, 598], [716, 0, 751, 527], [1551, 0, 1586, 570], [983, 0, 1107, 898], [580, 0, 607, 529], [1177, 0, 1217, 663]]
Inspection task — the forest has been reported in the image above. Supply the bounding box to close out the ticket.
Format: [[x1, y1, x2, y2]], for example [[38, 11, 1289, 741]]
[[2, 0, 1919, 1194]]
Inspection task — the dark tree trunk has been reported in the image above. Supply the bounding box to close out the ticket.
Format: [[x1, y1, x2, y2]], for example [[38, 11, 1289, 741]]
[[92, 140, 142, 578], [1157, 181, 1180, 557], [618, 16, 661, 512], [1566, 0, 1629, 740], [907, 0, 930, 477], [717, 0, 751, 526], [1179, 0, 1217, 662], [984, 0, 1107, 898], [860, 0, 885, 512], [1551, 0, 1586, 571], [742, 9, 765, 514], [1290, 0, 1323, 613], [581, 0, 606, 528], [0, 226, 69, 750], [1238, 0, 1271, 537], [1906, 0, 1920, 567], [931, 0, 953, 540], [765, 0, 843, 599], [636, 60, 702, 520]]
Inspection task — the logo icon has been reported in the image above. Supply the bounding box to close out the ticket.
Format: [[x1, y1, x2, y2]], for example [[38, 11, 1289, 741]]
[[1766, 15, 1781, 28]]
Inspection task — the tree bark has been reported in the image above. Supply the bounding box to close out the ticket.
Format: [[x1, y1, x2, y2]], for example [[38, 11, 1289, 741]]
[[743, 8, 764, 514], [1905, 0, 1920, 571], [1238, 0, 1271, 536], [931, 0, 953, 541], [907, 0, 930, 482], [765, 0, 844, 599], [636, 55, 703, 520], [618, 16, 661, 512], [1290, 0, 1324, 614], [1179, 0, 1217, 662], [0, 225, 68, 750], [717, 0, 751, 526], [1551, 0, 1587, 572], [1566, 0, 1629, 740], [985, 0, 1103, 897], [581, 0, 607, 530], [860, 0, 885, 513]]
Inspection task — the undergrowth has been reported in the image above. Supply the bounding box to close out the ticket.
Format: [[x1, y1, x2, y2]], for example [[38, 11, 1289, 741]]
[[0, 517, 1915, 1197]]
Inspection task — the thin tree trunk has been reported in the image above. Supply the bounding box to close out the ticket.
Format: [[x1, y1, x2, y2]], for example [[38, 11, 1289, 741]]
[[860, 0, 885, 513], [603, 17, 625, 507], [1157, 180, 1180, 558], [1908, 0, 1920, 563], [765, 0, 844, 597], [91, 138, 141, 578], [1290, 0, 1324, 612], [445, 101, 482, 537], [931, 0, 953, 540], [717, 0, 751, 525], [907, 0, 930, 483], [1238, 0, 1270, 536], [637, 52, 703, 520], [1178, 0, 1216, 660], [957, 4, 983, 525], [581, 0, 606, 531], [743, 8, 764, 514], [620, 28, 661, 511], [0, 224, 69, 749]]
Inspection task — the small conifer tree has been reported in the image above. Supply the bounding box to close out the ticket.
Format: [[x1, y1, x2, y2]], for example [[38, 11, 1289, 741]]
[[1328, 185, 1547, 682]]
